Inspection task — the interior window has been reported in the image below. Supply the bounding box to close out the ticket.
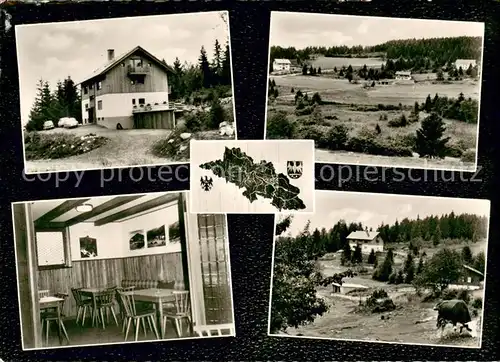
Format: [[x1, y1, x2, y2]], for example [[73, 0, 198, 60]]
[[36, 231, 66, 267], [138, 98, 145, 105]]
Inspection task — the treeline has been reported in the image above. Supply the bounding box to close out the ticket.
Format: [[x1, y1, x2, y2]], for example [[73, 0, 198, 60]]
[[420, 93, 479, 124], [270, 36, 482, 70], [165, 39, 232, 101], [378, 212, 488, 246], [26, 77, 81, 131]]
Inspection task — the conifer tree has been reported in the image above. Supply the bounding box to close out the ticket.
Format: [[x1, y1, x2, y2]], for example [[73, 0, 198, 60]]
[[414, 112, 450, 158]]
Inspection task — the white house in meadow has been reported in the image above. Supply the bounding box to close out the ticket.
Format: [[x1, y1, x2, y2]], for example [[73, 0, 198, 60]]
[[455, 59, 478, 73], [272, 58, 291, 72], [347, 230, 384, 253]]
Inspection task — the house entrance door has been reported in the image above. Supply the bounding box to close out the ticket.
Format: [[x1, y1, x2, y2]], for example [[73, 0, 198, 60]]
[[87, 107, 95, 123]]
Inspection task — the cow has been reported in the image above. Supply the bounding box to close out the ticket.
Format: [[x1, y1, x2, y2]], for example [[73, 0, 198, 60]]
[[433, 299, 472, 336]]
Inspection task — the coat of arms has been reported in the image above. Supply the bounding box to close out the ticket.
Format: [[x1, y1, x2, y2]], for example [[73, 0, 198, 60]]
[[200, 176, 214, 191], [287, 161, 303, 179]]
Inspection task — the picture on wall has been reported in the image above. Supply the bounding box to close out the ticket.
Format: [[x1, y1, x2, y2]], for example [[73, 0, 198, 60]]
[[129, 230, 145, 250], [79, 236, 97, 258], [147, 225, 167, 248], [169, 221, 181, 243]]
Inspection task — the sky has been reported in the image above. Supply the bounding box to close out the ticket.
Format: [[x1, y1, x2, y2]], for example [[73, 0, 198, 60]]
[[281, 191, 490, 238], [16, 11, 229, 124], [270, 12, 484, 49]]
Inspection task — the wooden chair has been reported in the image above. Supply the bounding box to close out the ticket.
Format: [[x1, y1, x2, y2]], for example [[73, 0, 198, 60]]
[[162, 291, 192, 338], [117, 291, 159, 342], [40, 293, 70, 346], [92, 290, 119, 329], [114, 286, 135, 332], [71, 288, 93, 326]]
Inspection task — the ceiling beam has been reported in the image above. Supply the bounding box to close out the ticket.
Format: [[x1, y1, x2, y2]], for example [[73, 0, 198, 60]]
[[34, 199, 90, 227], [64, 195, 143, 226], [35, 222, 68, 231], [94, 193, 179, 227]]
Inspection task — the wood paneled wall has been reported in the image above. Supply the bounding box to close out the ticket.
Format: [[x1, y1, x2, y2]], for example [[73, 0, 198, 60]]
[[38, 252, 183, 318]]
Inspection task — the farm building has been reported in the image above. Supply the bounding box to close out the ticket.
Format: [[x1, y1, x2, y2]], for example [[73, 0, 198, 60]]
[[455, 59, 477, 71], [78, 46, 183, 130], [332, 282, 368, 294], [347, 230, 384, 253], [272, 58, 291, 72], [395, 71, 412, 81], [462, 264, 484, 286]]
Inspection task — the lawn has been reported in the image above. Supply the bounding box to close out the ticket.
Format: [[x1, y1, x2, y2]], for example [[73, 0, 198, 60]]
[[24, 124, 228, 173], [267, 74, 480, 170], [279, 250, 484, 348]]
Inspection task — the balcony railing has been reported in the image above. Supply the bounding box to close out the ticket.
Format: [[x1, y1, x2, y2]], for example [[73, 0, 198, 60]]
[[127, 64, 150, 75], [132, 102, 187, 113]]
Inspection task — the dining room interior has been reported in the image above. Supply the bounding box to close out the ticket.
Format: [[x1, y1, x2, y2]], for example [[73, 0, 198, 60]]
[[12, 191, 235, 350]]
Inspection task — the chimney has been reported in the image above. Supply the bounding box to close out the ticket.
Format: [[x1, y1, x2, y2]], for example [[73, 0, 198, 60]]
[[366, 229, 370, 237], [107, 49, 115, 61]]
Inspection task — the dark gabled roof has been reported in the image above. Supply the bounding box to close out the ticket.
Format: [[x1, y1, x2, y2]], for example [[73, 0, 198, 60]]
[[77, 46, 174, 85]]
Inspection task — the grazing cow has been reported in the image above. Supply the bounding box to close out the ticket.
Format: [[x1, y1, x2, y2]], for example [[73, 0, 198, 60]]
[[434, 299, 472, 336]]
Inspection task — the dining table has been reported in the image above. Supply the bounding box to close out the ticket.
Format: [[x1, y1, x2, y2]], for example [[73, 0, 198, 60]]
[[39, 296, 65, 345], [123, 288, 176, 339]]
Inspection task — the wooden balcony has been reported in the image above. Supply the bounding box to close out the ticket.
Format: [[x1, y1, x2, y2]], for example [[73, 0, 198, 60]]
[[127, 65, 150, 76]]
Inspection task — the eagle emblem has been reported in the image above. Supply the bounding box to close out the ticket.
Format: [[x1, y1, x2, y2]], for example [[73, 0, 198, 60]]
[[200, 176, 213, 191], [287, 161, 303, 179]]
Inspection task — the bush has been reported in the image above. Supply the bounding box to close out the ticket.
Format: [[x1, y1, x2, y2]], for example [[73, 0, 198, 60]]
[[388, 114, 408, 128], [471, 297, 483, 309], [267, 112, 296, 139], [295, 126, 327, 148], [184, 112, 205, 132], [311, 92, 322, 105], [24, 132, 107, 160], [445, 144, 464, 158], [207, 98, 227, 129], [325, 125, 349, 150], [461, 149, 476, 163], [346, 136, 413, 157], [388, 272, 397, 284], [295, 106, 314, 116]]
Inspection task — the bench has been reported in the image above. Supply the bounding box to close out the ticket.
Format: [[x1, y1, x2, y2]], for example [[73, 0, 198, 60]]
[[121, 279, 159, 290]]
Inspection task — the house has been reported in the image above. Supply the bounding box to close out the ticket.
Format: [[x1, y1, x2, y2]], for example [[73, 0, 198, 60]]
[[347, 230, 384, 253], [462, 264, 484, 286], [78, 46, 180, 130], [12, 191, 235, 349], [395, 71, 412, 81], [455, 59, 477, 72], [332, 282, 368, 294], [272, 58, 291, 72]]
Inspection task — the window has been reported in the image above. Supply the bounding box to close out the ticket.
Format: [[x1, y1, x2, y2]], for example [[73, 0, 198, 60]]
[[467, 277, 472, 283], [138, 98, 145, 105], [197, 214, 232, 325], [90, 95, 95, 101], [35, 230, 71, 269], [148, 62, 152, 67], [97, 81, 102, 90], [121, 62, 125, 67], [97, 100, 102, 110], [137, 77, 144, 84], [83, 87, 88, 95], [132, 99, 136, 105], [89, 83, 93, 89], [85, 104, 89, 110]]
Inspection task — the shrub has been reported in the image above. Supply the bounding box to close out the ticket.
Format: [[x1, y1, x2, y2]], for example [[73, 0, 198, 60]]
[[388, 114, 408, 127], [461, 149, 476, 163], [184, 112, 206, 132], [388, 272, 397, 284], [471, 297, 483, 309], [324, 125, 349, 150], [346, 136, 413, 157], [296, 126, 327, 148], [295, 106, 314, 116], [267, 112, 296, 139], [24, 132, 107, 160], [311, 92, 322, 105], [207, 98, 227, 129]]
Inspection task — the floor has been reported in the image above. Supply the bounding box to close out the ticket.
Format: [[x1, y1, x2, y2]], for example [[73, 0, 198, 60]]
[[42, 315, 191, 348]]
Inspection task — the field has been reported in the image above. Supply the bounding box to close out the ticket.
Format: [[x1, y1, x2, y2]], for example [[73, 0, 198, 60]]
[[279, 241, 486, 348], [267, 73, 480, 170], [309, 56, 386, 69]]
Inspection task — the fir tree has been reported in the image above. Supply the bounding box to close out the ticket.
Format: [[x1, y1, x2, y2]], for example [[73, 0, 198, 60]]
[[367, 249, 376, 264], [199, 46, 212, 89], [414, 112, 450, 158]]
